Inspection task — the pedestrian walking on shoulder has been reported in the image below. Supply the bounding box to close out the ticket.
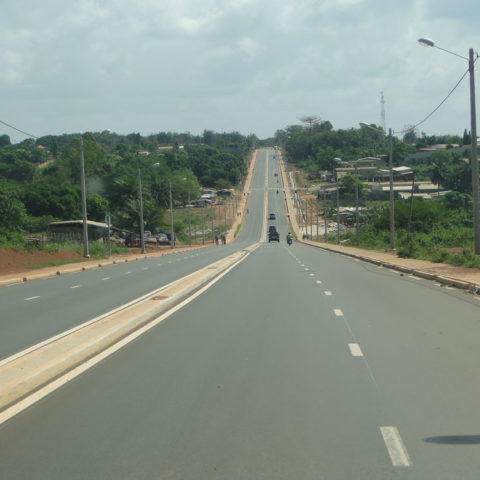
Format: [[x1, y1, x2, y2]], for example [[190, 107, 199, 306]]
[[221, 234, 226, 245], [215, 235, 219, 245]]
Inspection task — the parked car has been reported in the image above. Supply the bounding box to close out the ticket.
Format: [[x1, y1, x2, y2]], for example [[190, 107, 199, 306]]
[[125, 233, 141, 247], [155, 233, 170, 245]]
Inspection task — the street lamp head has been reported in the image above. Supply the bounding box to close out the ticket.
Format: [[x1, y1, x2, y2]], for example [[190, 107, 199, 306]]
[[359, 122, 370, 128], [418, 37, 435, 47]]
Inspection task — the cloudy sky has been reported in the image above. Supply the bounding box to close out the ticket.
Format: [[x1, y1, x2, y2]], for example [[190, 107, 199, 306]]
[[1, 0, 479, 143]]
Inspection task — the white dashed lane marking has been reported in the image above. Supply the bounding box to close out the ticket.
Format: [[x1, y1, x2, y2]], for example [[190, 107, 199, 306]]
[[71, 285, 81, 289], [348, 343, 363, 357], [102, 277, 110, 281], [334, 309, 343, 316], [24, 296, 40, 301], [325, 291, 333, 296], [380, 427, 412, 467], [316, 280, 322, 284]]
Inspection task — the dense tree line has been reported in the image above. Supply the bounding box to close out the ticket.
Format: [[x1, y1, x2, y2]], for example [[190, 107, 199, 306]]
[[0, 130, 251, 237], [274, 118, 476, 193]]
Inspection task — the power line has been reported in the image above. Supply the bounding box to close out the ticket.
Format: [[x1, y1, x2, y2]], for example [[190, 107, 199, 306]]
[[409, 67, 469, 132], [397, 54, 478, 135], [0, 119, 39, 139]]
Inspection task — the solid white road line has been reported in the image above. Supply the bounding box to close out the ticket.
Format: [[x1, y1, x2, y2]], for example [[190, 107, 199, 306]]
[[24, 296, 40, 301], [380, 426, 412, 466], [334, 309, 343, 316], [348, 343, 363, 357]]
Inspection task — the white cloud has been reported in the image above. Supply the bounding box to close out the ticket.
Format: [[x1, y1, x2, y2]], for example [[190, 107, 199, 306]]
[[0, 0, 478, 142]]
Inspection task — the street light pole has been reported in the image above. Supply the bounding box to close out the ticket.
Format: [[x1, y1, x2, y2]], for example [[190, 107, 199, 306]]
[[336, 172, 340, 245], [355, 164, 360, 246], [138, 169, 145, 254], [418, 38, 480, 254], [169, 181, 174, 249], [79, 137, 89, 258], [469, 48, 480, 254], [388, 128, 395, 250], [187, 191, 191, 246]]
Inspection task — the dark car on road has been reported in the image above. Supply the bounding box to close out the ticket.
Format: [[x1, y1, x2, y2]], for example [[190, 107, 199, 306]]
[[268, 213, 276, 220], [268, 225, 280, 242]]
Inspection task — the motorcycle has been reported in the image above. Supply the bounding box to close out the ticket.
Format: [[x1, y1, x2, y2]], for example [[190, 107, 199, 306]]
[[287, 237, 292, 245]]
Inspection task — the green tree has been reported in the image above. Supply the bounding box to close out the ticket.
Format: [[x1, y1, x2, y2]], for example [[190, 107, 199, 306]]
[[0, 135, 11, 147], [429, 150, 449, 194], [87, 193, 110, 222], [338, 174, 366, 199], [0, 190, 27, 231]]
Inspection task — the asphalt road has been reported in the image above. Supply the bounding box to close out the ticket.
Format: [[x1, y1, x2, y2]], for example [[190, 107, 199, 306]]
[[0, 148, 274, 360], [2, 149, 480, 478]]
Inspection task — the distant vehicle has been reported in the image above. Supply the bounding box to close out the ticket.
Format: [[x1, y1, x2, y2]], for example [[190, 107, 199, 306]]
[[268, 225, 280, 243], [155, 233, 170, 245], [110, 235, 125, 245], [125, 233, 140, 247], [268, 213, 276, 220], [274, 173, 278, 177], [165, 232, 176, 246]]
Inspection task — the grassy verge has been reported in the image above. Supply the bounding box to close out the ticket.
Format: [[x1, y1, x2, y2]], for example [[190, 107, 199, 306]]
[[234, 224, 242, 238]]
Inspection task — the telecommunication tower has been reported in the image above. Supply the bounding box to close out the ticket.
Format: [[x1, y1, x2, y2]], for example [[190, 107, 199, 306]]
[[380, 91, 386, 132]]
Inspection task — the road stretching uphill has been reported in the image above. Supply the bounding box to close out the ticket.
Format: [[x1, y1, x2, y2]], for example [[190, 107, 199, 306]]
[[2, 148, 480, 479], [0, 149, 266, 360]]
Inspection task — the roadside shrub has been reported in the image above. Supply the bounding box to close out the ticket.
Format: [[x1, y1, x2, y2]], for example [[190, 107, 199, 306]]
[[396, 241, 418, 258], [447, 249, 480, 268]]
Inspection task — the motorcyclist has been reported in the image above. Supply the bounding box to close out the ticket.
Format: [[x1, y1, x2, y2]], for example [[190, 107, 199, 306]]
[[286, 232, 293, 245]]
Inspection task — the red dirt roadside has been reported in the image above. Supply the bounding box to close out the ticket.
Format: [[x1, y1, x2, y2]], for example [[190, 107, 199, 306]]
[[0, 248, 84, 276]]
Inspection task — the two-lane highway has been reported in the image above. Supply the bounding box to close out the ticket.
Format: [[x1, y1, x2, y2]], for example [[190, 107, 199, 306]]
[[2, 149, 480, 478]]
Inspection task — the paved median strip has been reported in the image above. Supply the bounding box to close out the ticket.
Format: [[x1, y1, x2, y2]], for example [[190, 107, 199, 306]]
[[0, 243, 260, 422]]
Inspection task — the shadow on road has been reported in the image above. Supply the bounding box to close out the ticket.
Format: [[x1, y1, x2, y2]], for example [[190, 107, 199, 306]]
[[424, 435, 480, 445]]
